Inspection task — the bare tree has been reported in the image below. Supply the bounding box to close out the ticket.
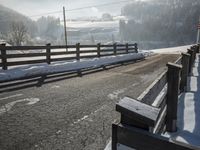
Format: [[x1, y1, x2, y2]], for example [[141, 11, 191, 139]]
[[8, 21, 27, 46]]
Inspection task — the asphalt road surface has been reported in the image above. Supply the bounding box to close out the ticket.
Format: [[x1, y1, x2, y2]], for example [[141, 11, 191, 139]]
[[0, 54, 179, 150]]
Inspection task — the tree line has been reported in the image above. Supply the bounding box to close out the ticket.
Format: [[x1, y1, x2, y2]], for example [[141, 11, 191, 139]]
[[0, 5, 63, 46], [120, 0, 200, 48]]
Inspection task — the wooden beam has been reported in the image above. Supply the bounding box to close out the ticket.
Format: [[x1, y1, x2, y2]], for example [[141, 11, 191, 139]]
[[46, 43, 51, 64], [138, 71, 167, 105], [112, 123, 194, 150], [97, 43, 101, 58], [0, 44, 7, 70], [116, 97, 160, 127], [76, 43, 80, 61], [166, 62, 182, 132], [180, 53, 190, 92]]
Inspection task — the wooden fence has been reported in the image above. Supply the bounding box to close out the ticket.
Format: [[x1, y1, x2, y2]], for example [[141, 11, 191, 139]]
[[112, 44, 200, 150], [0, 43, 138, 70]]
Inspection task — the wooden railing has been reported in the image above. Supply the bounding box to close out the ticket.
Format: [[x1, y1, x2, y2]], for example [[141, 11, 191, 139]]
[[112, 44, 200, 150], [0, 43, 138, 70]]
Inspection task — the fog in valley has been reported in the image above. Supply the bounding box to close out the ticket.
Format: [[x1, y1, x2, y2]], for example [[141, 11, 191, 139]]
[[0, 0, 199, 49]]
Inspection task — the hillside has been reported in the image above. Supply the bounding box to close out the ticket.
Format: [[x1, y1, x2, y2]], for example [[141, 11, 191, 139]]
[[120, 0, 200, 49], [0, 4, 37, 37]]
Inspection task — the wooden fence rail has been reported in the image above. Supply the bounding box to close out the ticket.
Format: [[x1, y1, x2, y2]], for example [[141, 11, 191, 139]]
[[0, 43, 138, 70], [112, 44, 199, 150]]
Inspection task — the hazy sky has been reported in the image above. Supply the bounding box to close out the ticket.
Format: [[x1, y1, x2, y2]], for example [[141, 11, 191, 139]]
[[0, 0, 137, 20]]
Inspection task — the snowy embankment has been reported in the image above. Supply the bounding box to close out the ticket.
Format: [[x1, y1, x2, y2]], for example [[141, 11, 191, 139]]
[[148, 45, 192, 54], [0, 53, 144, 82], [164, 55, 200, 149]]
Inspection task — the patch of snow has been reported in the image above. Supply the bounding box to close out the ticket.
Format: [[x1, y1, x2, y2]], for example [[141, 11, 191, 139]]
[[56, 130, 62, 134], [0, 53, 144, 82], [73, 115, 89, 124], [0, 98, 40, 115], [149, 45, 193, 54], [165, 54, 200, 149], [51, 85, 60, 89], [108, 89, 126, 100]]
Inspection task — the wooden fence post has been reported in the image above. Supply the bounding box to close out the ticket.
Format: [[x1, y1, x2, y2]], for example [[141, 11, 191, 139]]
[[97, 43, 101, 58], [166, 62, 182, 132], [113, 43, 117, 55], [76, 43, 80, 61], [112, 124, 117, 150], [180, 53, 190, 92], [0, 43, 7, 70], [187, 49, 193, 74], [126, 43, 129, 54], [135, 43, 138, 53], [191, 47, 197, 63], [46, 43, 51, 64]]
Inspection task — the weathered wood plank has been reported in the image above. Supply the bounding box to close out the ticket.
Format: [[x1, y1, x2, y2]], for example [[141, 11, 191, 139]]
[[7, 59, 46, 66], [113, 123, 193, 150], [138, 71, 167, 105], [100, 49, 115, 52], [76, 43, 80, 60], [97, 43, 101, 58], [126, 43, 129, 53], [51, 57, 77, 62], [6, 53, 46, 58], [51, 51, 76, 55], [166, 62, 182, 132], [79, 55, 98, 59], [180, 53, 190, 92], [175, 57, 182, 65], [153, 106, 167, 134], [79, 50, 97, 53], [116, 97, 160, 127], [0, 44, 7, 70], [46, 43, 51, 64], [4, 45, 75, 50]]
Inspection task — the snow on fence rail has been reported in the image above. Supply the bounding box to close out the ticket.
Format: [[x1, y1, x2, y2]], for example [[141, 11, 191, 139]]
[[112, 44, 200, 150], [0, 43, 138, 70]]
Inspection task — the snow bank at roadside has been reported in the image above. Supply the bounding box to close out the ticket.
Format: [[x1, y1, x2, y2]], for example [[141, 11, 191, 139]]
[[140, 44, 193, 55], [148, 45, 192, 54], [164, 55, 200, 149], [0, 53, 144, 82]]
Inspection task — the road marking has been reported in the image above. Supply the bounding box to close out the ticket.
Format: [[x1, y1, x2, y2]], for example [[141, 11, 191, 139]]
[[72, 105, 108, 125], [74, 115, 89, 124], [0, 98, 40, 115], [0, 94, 23, 101], [107, 83, 139, 100], [108, 89, 126, 100], [51, 85, 60, 89]]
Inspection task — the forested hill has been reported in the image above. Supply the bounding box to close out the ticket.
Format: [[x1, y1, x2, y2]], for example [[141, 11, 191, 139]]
[[0, 4, 36, 37], [121, 0, 200, 48]]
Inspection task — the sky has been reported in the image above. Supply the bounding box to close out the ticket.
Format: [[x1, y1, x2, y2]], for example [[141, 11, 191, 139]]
[[0, 0, 140, 20]]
